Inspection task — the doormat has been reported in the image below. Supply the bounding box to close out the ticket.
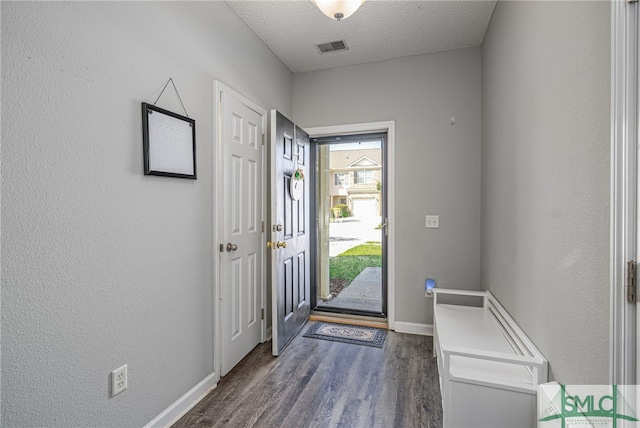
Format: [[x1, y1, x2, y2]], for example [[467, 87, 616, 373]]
[[303, 322, 386, 348]]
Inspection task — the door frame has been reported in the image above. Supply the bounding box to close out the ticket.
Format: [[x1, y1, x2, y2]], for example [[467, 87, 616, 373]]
[[305, 121, 396, 330], [611, 0, 638, 385], [310, 132, 388, 317], [213, 81, 268, 380]]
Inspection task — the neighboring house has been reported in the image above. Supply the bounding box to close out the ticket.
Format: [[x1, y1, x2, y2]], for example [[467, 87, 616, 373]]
[[330, 148, 382, 217]]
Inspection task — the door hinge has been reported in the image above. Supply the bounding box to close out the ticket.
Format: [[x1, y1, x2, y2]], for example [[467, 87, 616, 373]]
[[262, 221, 264, 233], [219, 243, 224, 253], [261, 308, 265, 320], [627, 260, 637, 303], [262, 134, 266, 145]]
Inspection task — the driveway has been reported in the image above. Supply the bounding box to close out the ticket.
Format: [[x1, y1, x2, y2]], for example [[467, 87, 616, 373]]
[[329, 215, 382, 256]]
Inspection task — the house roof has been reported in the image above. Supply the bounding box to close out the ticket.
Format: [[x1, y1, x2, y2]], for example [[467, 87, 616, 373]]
[[330, 149, 382, 170]]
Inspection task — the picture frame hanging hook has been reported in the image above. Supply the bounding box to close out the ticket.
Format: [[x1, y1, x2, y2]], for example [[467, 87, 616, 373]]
[[153, 78, 190, 118]]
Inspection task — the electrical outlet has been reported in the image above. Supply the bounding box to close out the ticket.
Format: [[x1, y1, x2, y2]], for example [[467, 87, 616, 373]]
[[111, 364, 127, 397]]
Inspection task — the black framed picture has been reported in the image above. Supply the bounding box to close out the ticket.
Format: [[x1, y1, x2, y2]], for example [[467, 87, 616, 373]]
[[142, 102, 196, 179]]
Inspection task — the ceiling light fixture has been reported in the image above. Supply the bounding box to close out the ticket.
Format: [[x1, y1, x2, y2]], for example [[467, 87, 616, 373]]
[[312, 0, 366, 21]]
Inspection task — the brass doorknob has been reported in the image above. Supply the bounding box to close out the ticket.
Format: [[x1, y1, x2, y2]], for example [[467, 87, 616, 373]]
[[266, 241, 287, 249]]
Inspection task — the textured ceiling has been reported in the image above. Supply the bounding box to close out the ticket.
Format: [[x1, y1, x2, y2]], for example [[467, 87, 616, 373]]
[[226, 0, 497, 73]]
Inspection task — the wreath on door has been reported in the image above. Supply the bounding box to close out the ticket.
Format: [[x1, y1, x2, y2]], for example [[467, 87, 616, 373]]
[[290, 168, 304, 201]]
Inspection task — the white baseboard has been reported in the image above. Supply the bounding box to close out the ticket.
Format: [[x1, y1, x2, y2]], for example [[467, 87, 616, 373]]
[[393, 322, 433, 336], [144, 372, 217, 428]]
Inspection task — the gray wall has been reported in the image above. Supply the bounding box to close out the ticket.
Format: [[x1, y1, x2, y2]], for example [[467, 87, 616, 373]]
[[481, 1, 610, 383], [293, 49, 482, 325], [1, 2, 291, 426]]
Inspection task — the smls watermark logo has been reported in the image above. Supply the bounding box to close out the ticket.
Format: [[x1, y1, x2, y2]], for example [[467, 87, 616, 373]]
[[539, 384, 640, 427]]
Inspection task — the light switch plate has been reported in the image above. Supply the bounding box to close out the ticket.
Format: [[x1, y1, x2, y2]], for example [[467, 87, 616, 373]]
[[426, 215, 439, 228]]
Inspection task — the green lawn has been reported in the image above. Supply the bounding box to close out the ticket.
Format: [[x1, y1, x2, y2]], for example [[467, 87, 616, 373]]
[[339, 241, 382, 256], [330, 242, 382, 284]]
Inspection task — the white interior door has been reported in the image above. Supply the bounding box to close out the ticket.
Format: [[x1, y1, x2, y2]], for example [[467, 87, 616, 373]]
[[220, 91, 264, 376]]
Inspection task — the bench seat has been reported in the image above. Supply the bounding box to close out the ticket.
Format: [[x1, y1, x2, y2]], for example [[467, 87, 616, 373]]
[[433, 289, 547, 428]]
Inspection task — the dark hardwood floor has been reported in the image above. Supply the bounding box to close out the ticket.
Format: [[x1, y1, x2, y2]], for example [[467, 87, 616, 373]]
[[172, 324, 443, 428]]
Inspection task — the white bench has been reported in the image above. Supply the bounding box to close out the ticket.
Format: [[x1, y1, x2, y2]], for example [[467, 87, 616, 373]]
[[433, 289, 548, 428]]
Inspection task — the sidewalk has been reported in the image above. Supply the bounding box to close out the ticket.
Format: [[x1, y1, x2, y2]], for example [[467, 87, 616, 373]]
[[322, 267, 382, 312]]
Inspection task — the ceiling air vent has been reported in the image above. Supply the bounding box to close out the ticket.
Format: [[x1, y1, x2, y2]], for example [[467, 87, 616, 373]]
[[315, 40, 349, 54]]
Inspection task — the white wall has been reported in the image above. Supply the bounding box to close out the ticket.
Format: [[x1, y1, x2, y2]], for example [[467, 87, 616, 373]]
[[1, 2, 291, 426], [481, 1, 610, 383], [293, 49, 482, 325]]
